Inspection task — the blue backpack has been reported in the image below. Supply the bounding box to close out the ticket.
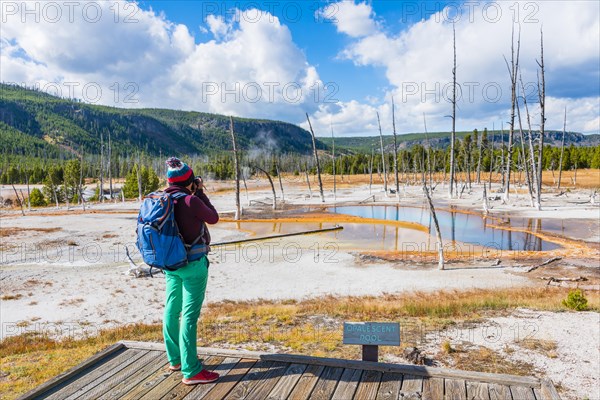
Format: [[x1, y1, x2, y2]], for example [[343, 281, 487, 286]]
[[136, 191, 207, 272]]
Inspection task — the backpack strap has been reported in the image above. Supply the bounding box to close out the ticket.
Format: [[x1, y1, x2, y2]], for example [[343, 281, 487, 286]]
[[169, 190, 209, 256]]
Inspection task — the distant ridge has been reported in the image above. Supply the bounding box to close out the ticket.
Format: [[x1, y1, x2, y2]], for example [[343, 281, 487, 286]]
[[0, 83, 321, 159]]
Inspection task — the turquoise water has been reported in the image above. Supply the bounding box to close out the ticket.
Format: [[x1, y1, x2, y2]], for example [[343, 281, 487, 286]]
[[329, 205, 561, 251]]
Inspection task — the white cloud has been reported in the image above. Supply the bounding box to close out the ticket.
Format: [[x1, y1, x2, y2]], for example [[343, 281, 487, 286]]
[[309, 0, 600, 136], [318, 1, 378, 38], [0, 1, 321, 122]]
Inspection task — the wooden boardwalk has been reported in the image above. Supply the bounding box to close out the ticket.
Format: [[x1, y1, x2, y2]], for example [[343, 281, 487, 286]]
[[18, 341, 561, 400]]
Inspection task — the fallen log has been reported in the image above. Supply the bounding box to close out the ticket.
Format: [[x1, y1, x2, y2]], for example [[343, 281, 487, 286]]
[[526, 256, 562, 273], [538, 276, 587, 283], [213, 226, 344, 247]]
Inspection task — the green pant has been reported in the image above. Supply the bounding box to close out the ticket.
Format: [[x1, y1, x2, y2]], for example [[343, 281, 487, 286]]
[[163, 256, 209, 378]]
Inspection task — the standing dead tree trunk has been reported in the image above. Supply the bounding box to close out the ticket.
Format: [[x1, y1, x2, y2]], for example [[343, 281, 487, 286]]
[[516, 92, 535, 207], [79, 147, 86, 211], [369, 147, 374, 195], [448, 23, 457, 199], [331, 123, 337, 201], [557, 107, 567, 189], [276, 162, 285, 202], [108, 132, 113, 201], [519, 68, 538, 205], [423, 114, 433, 190], [476, 129, 484, 184], [11, 184, 25, 216], [535, 29, 546, 210], [25, 174, 31, 211], [423, 185, 444, 270], [100, 132, 104, 203], [304, 165, 313, 198], [230, 116, 241, 220], [306, 113, 325, 203], [255, 166, 277, 210], [503, 23, 521, 203], [136, 154, 142, 201], [392, 97, 400, 201], [489, 124, 495, 190], [376, 111, 388, 194]]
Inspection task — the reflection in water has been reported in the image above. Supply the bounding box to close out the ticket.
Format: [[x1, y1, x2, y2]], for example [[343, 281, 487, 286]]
[[329, 205, 560, 251]]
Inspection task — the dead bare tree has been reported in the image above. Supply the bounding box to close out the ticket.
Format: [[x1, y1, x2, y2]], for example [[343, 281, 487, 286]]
[[535, 29, 546, 210], [108, 131, 113, 201], [516, 90, 535, 207], [423, 185, 444, 270], [79, 147, 86, 211], [304, 164, 313, 198], [476, 128, 484, 184], [448, 23, 457, 199], [305, 113, 325, 202], [423, 114, 433, 189], [11, 184, 25, 216], [502, 23, 521, 202], [488, 124, 495, 190], [392, 97, 400, 200], [369, 147, 374, 194], [557, 107, 567, 189], [255, 166, 277, 210], [376, 111, 388, 194], [25, 173, 31, 211], [275, 162, 285, 202], [519, 67, 538, 204], [331, 122, 337, 201], [100, 131, 104, 203], [136, 153, 142, 201], [230, 116, 241, 220]]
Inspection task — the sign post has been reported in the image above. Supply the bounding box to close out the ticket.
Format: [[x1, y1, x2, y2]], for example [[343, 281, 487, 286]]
[[343, 322, 400, 362]]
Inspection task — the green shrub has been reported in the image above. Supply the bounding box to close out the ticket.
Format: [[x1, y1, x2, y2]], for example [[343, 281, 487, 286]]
[[29, 188, 46, 207], [562, 289, 588, 311]]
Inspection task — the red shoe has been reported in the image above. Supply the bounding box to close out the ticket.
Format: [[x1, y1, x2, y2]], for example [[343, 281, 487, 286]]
[[182, 369, 219, 385]]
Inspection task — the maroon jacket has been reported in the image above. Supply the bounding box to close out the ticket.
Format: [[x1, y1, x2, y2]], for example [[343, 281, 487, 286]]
[[165, 186, 218, 246]]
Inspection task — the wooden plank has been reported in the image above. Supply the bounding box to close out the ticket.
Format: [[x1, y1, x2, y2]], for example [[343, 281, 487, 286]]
[[120, 357, 172, 400], [375, 372, 401, 400], [139, 356, 218, 400], [399, 374, 423, 400], [510, 386, 536, 400], [222, 360, 274, 400], [260, 353, 540, 387], [467, 381, 491, 400], [179, 357, 240, 400], [78, 351, 163, 400], [489, 383, 513, 400], [422, 377, 444, 400], [445, 378, 467, 400], [16, 342, 126, 400], [332, 369, 363, 400], [160, 356, 225, 400], [97, 353, 168, 400], [243, 361, 290, 399], [63, 350, 148, 400], [189, 358, 256, 400], [120, 341, 265, 359], [266, 363, 307, 399], [533, 387, 543, 400], [308, 366, 344, 400], [44, 348, 143, 400], [354, 369, 382, 399], [287, 364, 325, 400], [540, 378, 562, 400]]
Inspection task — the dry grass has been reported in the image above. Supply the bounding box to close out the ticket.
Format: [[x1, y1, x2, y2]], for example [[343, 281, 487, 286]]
[[0, 287, 598, 399], [0, 294, 23, 301], [517, 339, 559, 358], [0, 227, 61, 238]]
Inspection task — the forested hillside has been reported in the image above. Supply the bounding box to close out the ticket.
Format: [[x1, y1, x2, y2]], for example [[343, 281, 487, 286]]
[[0, 83, 319, 160]]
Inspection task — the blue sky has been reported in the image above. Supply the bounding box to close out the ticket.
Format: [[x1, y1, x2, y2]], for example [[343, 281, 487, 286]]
[[1, 1, 598, 136]]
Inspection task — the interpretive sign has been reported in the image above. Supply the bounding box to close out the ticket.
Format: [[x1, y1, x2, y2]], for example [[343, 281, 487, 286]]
[[343, 322, 401, 346]]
